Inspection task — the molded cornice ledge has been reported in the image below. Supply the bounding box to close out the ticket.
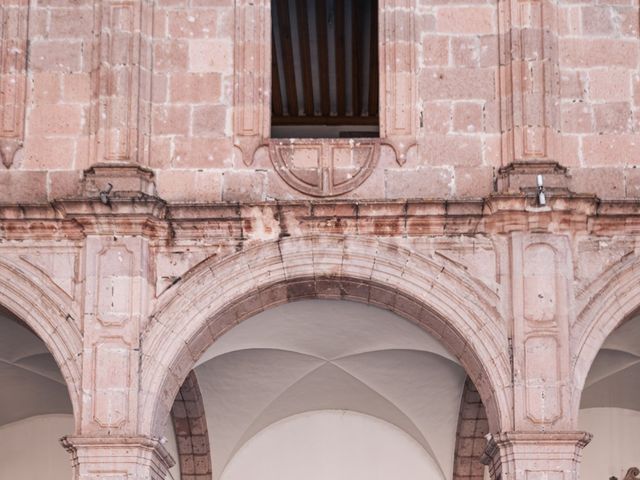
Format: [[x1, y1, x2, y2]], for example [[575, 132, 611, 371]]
[[61, 435, 175, 480], [3, 194, 640, 240]]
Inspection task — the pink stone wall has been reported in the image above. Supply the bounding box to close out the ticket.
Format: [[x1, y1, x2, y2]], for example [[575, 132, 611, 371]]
[[2, 5, 640, 475], [1, 0, 638, 203]]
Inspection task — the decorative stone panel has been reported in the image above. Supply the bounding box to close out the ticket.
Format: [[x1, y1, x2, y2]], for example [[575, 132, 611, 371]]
[[92, 338, 131, 428], [81, 235, 150, 435], [510, 234, 572, 429]]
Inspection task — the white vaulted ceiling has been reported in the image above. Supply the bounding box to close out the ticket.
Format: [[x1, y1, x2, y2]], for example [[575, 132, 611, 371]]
[[579, 314, 640, 480], [0, 307, 72, 427], [581, 313, 640, 411], [194, 300, 467, 480]]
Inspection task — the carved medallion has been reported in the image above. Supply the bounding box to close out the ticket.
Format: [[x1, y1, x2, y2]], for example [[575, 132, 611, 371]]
[[269, 138, 379, 197]]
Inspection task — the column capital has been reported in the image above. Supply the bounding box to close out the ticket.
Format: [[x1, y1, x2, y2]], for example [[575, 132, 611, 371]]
[[482, 431, 592, 480], [61, 435, 175, 480], [486, 430, 592, 451]]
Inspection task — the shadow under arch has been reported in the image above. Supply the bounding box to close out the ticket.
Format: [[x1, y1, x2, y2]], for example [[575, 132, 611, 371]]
[[573, 254, 640, 422], [0, 257, 83, 428], [139, 235, 511, 436]]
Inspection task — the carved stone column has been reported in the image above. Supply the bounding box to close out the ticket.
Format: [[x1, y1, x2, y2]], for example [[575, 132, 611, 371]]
[[61, 435, 175, 480], [57, 197, 171, 478], [482, 432, 591, 480]]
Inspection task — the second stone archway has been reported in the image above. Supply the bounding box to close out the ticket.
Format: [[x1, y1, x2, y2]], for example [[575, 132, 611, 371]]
[[139, 235, 512, 439]]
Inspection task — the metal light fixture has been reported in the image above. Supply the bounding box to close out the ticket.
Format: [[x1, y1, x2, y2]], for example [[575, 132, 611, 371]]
[[99, 183, 113, 206], [536, 174, 546, 206]]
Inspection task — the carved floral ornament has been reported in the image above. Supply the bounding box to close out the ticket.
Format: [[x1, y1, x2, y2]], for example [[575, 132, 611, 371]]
[[233, 0, 417, 197]]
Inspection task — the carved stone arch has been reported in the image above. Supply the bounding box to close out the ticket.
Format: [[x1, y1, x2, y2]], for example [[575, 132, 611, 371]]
[[140, 235, 511, 437], [572, 254, 640, 422], [0, 257, 83, 428]]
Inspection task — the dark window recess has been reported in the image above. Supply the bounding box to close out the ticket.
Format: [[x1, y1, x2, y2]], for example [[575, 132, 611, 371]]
[[271, 0, 379, 138]]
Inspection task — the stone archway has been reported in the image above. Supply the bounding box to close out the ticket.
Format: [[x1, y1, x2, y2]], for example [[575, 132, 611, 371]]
[[139, 235, 511, 438], [0, 257, 82, 426]]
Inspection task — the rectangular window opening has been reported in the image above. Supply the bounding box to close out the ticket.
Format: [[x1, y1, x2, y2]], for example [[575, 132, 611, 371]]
[[271, 0, 380, 139]]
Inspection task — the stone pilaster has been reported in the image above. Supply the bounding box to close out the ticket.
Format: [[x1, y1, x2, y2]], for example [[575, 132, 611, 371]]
[[0, 0, 29, 169], [482, 432, 591, 480], [79, 233, 151, 437], [497, 0, 560, 166], [509, 232, 574, 431], [495, 0, 569, 194], [61, 435, 175, 480], [89, 0, 154, 167]]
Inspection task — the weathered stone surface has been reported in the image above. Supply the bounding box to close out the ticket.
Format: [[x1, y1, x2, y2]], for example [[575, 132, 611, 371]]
[[0, 0, 638, 478]]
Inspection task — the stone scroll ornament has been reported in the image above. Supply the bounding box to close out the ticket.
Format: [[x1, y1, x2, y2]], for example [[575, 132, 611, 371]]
[[611, 468, 640, 480], [0, 0, 29, 169]]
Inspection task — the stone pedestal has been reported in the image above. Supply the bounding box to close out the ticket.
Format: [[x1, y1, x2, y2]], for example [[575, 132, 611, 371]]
[[82, 164, 157, 198], [482, 432, 592, 480], [496, 161, 569, 196], [61, 435, 175, 480]]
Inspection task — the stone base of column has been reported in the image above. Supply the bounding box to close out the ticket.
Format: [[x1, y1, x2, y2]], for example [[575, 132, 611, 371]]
[[481, 431, 592, 480], [61, 435, 175, 480]]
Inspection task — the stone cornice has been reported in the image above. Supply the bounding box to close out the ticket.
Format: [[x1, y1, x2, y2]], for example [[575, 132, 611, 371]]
[[2, 193, 640, 241], [481, 431, 593, 465]]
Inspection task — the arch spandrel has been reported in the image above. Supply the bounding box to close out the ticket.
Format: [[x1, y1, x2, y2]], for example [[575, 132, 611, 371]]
[[140, 235, 511, 436], [0, 258, 83, 429], [572, 253, 640, 422]]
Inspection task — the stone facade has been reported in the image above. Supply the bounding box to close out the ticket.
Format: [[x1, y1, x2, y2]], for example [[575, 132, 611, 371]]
[[0, 0, 640, 478]]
